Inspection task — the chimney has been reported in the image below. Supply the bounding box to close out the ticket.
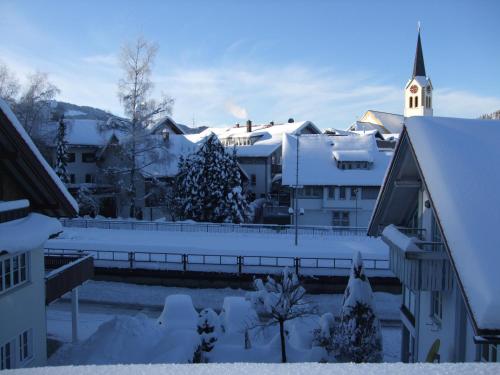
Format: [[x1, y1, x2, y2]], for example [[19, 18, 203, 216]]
[[235, 123, 240, 128], [288, 118, 294, 123], [270, 121, 274, 126], [246, 120, 252, 133]]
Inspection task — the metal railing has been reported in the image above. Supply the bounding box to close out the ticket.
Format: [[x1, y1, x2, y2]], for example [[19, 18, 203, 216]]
[[395, 226, 427, 240], [60, 218, 368, 236], [44, 247, 389, 276]]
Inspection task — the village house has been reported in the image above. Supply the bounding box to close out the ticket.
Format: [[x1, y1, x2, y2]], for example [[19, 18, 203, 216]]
[[368, 116, 500, 363], [0, 99, 79, 369]]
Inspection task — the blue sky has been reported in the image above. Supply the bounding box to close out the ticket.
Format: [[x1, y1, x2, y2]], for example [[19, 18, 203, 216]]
[[1, 0, 499, 129]]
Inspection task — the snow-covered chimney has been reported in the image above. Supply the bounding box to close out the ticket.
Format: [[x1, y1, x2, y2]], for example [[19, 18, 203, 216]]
[[270, 121, 274, 126], [235, 123, 240, 128], [246, 120, 252, 133], [288, 118, 294, 123]]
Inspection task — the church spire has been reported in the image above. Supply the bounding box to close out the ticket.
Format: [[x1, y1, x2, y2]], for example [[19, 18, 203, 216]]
[[412, 26, 426, 78]]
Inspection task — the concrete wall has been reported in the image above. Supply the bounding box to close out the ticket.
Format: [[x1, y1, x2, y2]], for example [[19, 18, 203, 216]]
[[0, 248, 47, 368]]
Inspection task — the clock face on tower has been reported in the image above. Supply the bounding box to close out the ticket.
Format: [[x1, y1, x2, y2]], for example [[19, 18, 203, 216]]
[[410, 85, 418, 94]]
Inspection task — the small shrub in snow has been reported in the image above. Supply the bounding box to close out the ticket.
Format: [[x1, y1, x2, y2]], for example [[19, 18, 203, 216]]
[[333, 251, 383, 363], [251, 268, 316, 363], [197, 308, 220, 353], [312, 313, 335, 352]]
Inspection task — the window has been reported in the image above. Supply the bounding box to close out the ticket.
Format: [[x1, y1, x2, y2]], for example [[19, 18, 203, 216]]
[[0, 252, 29, 295], [350, 187, 358, 200], [409, 97, 413, 108], [0, 341, 12, 370], [431, 291, 442, 322], [82, 152, 96, 163], [332, 211, 349, 227], [403, 286, 417, 317], [415, 96, 419, 107], [328, 187, 336, 199], [67, 153, 75, 163], [481, 344, 498, 362], [69, 174, 75, 184], [85, 174, 95, 184], [339, 186, 346, 200], [298, 186, 322, 198], [250, 174, 256, 186], [361, 186, 380, 200], [18, 330, 32, 364]]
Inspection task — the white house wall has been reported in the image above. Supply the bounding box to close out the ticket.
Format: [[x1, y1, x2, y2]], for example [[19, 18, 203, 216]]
[[0, 248, 47, 368], [238, 157, 271, 198]]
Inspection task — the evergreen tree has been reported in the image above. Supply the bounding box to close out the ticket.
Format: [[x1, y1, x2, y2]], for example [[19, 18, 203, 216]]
[[174, 135, 249, 223], [77, 185, 99, 217], [54, 115, 69, 184], [333, 251, 383, 363]]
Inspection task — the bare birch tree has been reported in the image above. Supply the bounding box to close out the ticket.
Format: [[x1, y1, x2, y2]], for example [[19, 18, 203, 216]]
[[106, 36, 174, 217], [0, 61, 20, 105]]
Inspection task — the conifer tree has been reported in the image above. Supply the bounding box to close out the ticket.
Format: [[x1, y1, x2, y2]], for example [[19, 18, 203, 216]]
[[174, 135, 249, 223], [54, 115, 69, 184], [333, 251, 383, 363]]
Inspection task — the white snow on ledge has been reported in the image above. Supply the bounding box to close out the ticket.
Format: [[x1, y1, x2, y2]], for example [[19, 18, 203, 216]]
[[8, 363, 500, 375], [0, 213, 62, 253], [0, 199, 29, 213], [381, 225, 419, 252]]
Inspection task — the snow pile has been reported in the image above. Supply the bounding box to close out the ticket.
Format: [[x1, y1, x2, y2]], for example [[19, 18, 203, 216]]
[[0, 212, 62, 253], [381, 225, 420, 252], [7, 363, 500, 375], [219, 297, 258, 342], [51, 312, 200, 365], [157, 295, 198, 330], [405, 116, 500, 330]]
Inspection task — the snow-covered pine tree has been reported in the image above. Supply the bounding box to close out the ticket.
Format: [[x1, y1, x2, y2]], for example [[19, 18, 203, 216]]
[[54, 116, 69, 184], [77, 185, 99, 217], [174, 135, 249, 223], [333, 251, 383, 363]]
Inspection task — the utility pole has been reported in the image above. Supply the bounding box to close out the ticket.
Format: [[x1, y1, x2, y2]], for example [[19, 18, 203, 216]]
[[294, 134, 299, 246]]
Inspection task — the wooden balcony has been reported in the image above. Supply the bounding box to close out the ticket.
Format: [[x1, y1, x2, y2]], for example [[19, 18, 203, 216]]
[[382, 226, 453, 291]]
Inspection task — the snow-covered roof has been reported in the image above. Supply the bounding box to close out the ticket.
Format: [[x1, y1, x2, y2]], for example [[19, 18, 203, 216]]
[[404, 116, 500, 332], [356, 111, 405, 134], [0, 99, 78, 215], [139, 135, 202, 178], [0, 212, 62, 253], [186, 121, 320, 158], [0, 199, 29, 213], [282, 134, 392, 186], [41, 119, 122, 147]]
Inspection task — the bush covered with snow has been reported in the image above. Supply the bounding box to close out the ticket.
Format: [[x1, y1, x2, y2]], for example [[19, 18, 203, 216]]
[[333, 251, 383, 363], [157, 294, 198, 331]]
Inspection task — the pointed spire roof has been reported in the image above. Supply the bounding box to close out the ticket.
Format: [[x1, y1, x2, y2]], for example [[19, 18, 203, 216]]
[[412, 29, 426, 78]]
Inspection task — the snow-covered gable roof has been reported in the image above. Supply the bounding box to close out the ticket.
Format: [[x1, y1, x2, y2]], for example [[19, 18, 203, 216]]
[[148, 116, 185, 135], [139, 135, 202, 178], [404, 116, 500, 333], [0, 99, 78, 216], [357, 111, 405, 134], [282, 133, 392, 186]]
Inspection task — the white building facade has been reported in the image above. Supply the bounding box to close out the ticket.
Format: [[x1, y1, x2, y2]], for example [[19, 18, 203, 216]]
[[282, 133, 393, 228], [369, 116, 500, 363]]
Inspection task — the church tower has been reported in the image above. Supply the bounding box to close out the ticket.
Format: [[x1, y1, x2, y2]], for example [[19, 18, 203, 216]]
[[404, 27, 433, 117]]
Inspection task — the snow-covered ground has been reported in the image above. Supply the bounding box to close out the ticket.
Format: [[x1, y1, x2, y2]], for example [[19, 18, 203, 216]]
[[10, 363, 500, 374], [47, 281, 401, 365], [48, 227, 387, 259]]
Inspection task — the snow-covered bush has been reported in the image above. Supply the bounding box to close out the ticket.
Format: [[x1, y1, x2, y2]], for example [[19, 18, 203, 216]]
[[333, 251, 383, 363], [173, 135, 250, 223], [312, 313, 335, 352], [197, 308, 220, 353]]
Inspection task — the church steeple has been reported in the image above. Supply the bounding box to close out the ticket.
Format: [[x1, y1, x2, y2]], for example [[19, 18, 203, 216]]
[[404, 25, 433, 118], [412, 29, 426, 78]]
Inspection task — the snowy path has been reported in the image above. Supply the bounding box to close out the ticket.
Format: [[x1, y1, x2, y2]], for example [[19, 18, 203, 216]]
[[48, 227, 388, 259]]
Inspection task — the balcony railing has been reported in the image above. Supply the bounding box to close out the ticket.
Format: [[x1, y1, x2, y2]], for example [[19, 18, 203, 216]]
[[382, 226, 453, 291], [395, 227, 427, 241]]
